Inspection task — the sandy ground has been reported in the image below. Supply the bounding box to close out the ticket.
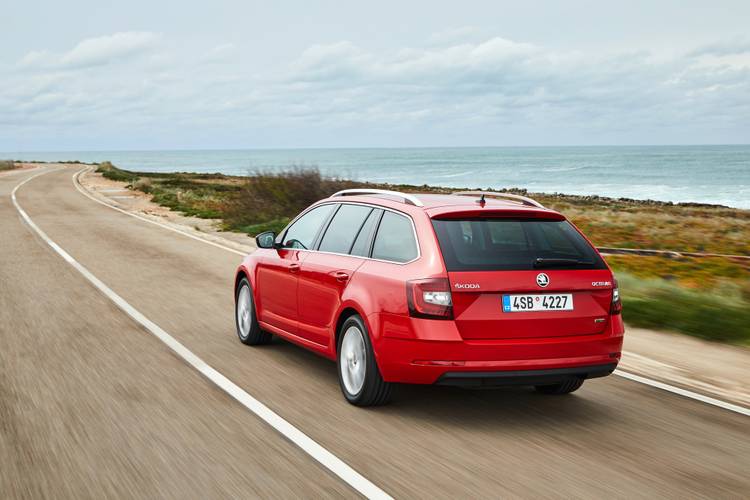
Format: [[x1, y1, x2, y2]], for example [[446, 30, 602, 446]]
[[0, 162, 38, 174], [78, 166, 255, 254], [77, 164, 750, 408], [2, 164, 748, 498]]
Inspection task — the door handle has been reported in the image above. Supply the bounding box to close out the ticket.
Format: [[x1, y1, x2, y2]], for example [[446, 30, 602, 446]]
[[289, 263, 301, 273], [334, 271, 350, 282]]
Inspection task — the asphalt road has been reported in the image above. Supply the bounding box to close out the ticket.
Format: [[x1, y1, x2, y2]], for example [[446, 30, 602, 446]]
[[1, 165, 748, 499]]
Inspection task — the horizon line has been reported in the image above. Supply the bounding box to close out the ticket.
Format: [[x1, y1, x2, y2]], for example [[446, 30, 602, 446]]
[[3, 143, 750, 155]]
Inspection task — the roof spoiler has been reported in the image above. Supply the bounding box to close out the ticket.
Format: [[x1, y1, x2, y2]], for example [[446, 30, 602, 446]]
[[453, 191, 545, 209]]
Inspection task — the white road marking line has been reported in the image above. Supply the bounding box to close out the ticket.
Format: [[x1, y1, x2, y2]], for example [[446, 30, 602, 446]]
[[72, 167, 247, 256], [614, 370, 749, 417], [13, 168, 392, 500], [70, 166, 750, 418], [0, 166, 40, 177]]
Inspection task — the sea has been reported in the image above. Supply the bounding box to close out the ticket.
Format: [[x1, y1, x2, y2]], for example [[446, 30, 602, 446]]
[[7, 145, 750, 209]]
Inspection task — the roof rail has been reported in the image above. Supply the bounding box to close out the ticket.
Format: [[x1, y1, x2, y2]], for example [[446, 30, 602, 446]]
[[331, 189, 424, 207], [453, 191, 545, 209]]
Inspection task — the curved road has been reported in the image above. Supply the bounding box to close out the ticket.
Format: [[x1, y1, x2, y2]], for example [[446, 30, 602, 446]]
[[1, 166, 748, 498]]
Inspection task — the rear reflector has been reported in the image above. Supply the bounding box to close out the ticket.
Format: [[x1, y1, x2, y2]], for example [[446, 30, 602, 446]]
[[413, 360, 466, 367], [406, 278, 454, 320]]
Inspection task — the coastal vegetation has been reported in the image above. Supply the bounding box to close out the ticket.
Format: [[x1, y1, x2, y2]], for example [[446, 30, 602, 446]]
[[95, 161, 750, 344], [0, 160, 16, 171]]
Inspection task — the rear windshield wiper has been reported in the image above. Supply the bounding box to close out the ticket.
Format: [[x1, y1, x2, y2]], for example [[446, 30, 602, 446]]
[[533, 257, 593, 268]]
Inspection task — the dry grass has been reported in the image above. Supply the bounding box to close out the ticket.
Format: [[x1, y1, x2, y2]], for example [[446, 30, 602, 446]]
[[0, 160, 16, 171], [553, 202, 750, 255], [221, 168, 363, 234]]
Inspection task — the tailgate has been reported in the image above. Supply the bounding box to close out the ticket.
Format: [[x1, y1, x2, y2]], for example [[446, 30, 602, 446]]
[[449, 270, 614, 340]]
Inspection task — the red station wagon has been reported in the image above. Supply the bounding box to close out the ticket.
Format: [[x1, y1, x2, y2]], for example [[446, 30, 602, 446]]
[[234, 189, 624, 406]]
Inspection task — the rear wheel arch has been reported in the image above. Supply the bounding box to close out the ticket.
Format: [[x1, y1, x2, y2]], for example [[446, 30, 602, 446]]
[[334, 306, 387, 372], [335, 307, 362, 353]]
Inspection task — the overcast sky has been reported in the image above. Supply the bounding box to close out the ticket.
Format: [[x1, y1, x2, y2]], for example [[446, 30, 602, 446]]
[[2, 0, 749, 151]]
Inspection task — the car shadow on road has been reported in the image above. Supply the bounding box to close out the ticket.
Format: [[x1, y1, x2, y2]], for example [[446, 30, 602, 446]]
[[269, 337, 616, 429]]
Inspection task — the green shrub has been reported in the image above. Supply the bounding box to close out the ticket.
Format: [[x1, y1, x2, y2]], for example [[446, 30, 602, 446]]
[[97, 161, 139, 184]]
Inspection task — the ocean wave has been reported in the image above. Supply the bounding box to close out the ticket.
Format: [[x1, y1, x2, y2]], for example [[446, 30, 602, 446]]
[[437, 170, 474, 178], [539, 166, 585, 172]]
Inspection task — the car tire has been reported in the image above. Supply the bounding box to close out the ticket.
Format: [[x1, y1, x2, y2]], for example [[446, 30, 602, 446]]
[[534, 378, 584, 395], [337, 315, 392, 406], [235, 277, 271, 346]]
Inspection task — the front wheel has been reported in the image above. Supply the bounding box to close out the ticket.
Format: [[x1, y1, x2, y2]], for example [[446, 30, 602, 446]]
[[337, 315, 392, 406], [235, 277, 271, 345], [534, 378, 584, 395]]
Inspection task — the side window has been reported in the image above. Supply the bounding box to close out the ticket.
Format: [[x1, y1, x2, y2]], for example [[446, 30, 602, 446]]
[[350, 209, 383, 257], [319, 204, 373, 254], [371, 211, 418, 263], [282, 204, 335, 249]]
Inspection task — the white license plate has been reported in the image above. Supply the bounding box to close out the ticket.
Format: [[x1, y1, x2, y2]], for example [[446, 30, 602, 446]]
[[502, 293, 574, 312]]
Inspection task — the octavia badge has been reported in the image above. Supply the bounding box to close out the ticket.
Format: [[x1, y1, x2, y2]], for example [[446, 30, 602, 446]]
[[536, 273, 549, 288]]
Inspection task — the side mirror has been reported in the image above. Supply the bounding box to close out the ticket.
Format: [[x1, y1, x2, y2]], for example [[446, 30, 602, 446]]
[[255, 231, 278, 249]]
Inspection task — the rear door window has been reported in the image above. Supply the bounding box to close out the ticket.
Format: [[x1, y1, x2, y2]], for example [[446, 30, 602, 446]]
[[371, 211, 418, 263], [282, 204, 336, 249], [432, 218, 605, 271], [350, 209, 383, 257], [318, 204, 373, 254]]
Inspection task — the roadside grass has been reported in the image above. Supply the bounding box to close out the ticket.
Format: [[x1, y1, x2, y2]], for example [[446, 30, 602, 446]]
[[98, 161, 238, 219], [92, 161, 750, 344], [542, 199, 750, 256], [605, 255, 750, 290], [616, 272, 750, 345], [0, 160, 15, 171]]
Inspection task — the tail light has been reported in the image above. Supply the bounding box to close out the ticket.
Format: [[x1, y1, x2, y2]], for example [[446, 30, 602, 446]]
[[406, 278, 453, 320], [610, 279, 622, 315]]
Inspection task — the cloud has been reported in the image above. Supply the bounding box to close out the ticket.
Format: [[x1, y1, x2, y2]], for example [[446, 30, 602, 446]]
[[60, 32, 159, 68], [2, 32, 749, 149], [689, 39, 750, 58], [18, 32, 160, 70], [17, 50, 54, 67]]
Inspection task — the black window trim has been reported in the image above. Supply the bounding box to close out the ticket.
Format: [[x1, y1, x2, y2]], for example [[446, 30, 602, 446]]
[[363, 209, 385, 258], [346, 207, 378, 255], [312, 203, 342, 251]]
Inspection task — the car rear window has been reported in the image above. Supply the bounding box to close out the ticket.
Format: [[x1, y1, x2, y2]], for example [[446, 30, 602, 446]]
[[431, 218, 606, 271]]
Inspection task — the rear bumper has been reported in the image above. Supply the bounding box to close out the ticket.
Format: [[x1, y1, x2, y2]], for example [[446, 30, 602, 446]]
[[370, 313, 624, 384], [436, 363, 617, 387]]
